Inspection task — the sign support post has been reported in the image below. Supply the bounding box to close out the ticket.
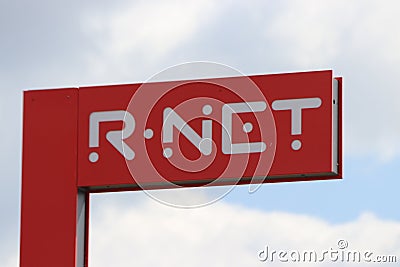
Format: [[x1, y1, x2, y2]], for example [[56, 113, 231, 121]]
[[20, 89, 89, 266]]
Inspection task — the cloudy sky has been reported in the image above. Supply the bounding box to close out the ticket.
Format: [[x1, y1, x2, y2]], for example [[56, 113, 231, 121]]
[[1, 0, 400, 266]]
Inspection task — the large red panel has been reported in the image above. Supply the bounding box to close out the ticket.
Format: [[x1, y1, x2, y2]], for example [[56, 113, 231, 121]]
[[77, 70, 341, 190], [20, 89, 79, 266]]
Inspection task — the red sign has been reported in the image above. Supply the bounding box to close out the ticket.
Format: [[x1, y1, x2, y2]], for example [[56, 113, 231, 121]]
[[20, 70, 342, 267], [77, 70, 341, 191]]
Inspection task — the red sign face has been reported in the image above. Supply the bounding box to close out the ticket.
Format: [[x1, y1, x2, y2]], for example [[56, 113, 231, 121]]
[[77, 70, 341, 191]]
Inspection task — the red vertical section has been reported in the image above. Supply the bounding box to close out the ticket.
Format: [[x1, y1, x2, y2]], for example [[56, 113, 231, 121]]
[[20, 89, 79, 267]]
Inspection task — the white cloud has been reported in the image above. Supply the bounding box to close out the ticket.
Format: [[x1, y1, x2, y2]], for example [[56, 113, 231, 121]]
[[89, 198, 400, 266], [2, 254, 18, 267], [264, 1, 345, 67], [82, 0, 220, 82]]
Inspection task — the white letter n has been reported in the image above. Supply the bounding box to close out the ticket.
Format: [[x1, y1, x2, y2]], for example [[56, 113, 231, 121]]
[[163, 107, 212, 156]]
